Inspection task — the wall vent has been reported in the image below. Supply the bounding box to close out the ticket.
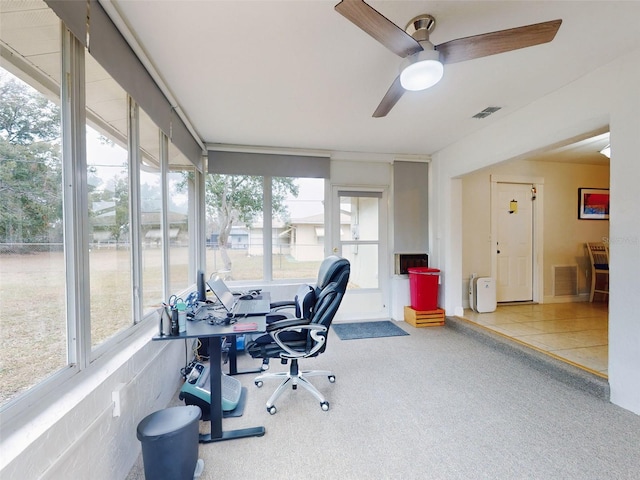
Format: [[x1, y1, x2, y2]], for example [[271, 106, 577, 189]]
[[553, 265, 578, 296], [472, 106, 501, 119], [395, 253, 428, 275]]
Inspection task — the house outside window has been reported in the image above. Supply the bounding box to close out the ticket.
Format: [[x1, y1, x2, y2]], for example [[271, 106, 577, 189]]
[[205, 174, 325, 282]]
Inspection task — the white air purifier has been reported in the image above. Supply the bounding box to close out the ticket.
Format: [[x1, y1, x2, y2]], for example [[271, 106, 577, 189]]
[[469, 276, 497, 313]]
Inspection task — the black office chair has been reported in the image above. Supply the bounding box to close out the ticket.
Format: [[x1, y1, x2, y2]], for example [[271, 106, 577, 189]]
[[246, 255, 350, 414]]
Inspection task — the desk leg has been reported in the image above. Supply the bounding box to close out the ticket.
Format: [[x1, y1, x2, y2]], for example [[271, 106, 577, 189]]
[[227, 334, 261, 376], [199, 337, 265, 444]]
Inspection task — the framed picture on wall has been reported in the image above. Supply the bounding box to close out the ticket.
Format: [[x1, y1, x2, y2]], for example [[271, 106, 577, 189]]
[[578, 188, 609, 220]]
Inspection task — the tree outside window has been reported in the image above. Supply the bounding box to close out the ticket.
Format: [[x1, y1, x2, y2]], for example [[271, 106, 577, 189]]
[[0, 69, 66, 406]]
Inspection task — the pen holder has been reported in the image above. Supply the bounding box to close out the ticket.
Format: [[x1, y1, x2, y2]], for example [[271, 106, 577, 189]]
[[160, 306, 173, 336]]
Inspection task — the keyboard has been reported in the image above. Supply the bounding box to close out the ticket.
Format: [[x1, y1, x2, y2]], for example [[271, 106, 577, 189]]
[[234, 297, 270, 316]]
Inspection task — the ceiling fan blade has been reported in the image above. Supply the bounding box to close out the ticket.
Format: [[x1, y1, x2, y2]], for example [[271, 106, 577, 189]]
[[335, 0, 422, 58], [373, 76, 404, 118], [436, 19, 562, 64]]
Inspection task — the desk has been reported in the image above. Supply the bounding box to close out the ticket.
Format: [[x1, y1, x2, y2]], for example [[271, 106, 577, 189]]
[[153, 313, 267, 443]]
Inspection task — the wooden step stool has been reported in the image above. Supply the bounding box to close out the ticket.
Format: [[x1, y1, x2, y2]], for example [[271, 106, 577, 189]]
[[404, 306, 445, 327]]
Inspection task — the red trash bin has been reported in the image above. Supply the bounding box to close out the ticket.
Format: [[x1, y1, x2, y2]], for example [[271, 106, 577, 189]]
[[408, 267, 440, 311]]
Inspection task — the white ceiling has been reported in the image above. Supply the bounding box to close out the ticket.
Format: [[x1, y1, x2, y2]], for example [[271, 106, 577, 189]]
[[107, 1, 640, 161]]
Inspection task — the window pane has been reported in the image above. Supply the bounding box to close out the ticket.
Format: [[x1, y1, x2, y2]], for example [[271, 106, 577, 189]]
[[273, 177, 324, 280], [339, 193, 380, 289], [139, 108, 163, 312], [342, 244, 378, 289], [85, 54, 132, 348], [0, 25, 64, 406], [340, 195, 378, 242], [168, 143, 191, 294], [205, 174, 263, 281]]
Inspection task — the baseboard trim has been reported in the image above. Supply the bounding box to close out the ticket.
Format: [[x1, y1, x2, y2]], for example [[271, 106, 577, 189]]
[[542, 294, 590, 304]]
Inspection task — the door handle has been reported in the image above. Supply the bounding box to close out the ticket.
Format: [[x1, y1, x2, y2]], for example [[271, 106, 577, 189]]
[[333, 247, 338, 253]]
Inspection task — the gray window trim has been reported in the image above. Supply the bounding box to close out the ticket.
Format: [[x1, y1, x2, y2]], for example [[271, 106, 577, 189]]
[[45, 0, 203, 170]]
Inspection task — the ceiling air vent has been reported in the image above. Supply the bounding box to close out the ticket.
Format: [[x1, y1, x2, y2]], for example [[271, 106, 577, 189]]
[[472, 107, 502, 119]]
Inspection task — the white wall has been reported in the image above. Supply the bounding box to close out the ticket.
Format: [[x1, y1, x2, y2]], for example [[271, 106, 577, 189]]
[[431, 48, 640, 414], [607, 52, 640, 414]]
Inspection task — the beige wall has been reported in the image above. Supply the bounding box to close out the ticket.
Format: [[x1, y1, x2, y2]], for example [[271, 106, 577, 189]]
[[462, 159, 609, 305], [292, 224, 324, 261]]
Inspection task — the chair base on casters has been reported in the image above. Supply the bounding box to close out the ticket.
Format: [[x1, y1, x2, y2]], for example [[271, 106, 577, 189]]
[[254, 359, 335, 414]]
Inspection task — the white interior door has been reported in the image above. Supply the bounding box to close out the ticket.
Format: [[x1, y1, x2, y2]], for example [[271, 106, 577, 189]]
[[495, 183, 534, 302], [331, 187, 388, 320]]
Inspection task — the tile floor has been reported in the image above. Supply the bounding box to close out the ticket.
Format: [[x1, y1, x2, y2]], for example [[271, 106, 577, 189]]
[[459, 301, 609, 377]]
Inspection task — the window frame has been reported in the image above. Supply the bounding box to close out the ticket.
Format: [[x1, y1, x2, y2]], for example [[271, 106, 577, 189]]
[[204, 173, 327, 284], [0, 17, 201, 417]]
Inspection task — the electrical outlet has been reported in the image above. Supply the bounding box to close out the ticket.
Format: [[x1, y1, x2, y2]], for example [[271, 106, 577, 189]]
[[112, 383, 126, 417]]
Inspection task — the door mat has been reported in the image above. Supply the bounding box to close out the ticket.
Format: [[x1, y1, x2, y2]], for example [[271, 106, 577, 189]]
[[333, 321, 409, 340]]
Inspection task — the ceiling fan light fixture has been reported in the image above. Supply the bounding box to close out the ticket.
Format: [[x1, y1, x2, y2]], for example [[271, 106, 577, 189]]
[[399, 49, 443, 91]]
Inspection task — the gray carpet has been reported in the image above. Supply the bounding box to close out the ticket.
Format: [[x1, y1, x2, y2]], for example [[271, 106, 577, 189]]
[[332, 320, 409, 340], [127, 319, 640, 480]]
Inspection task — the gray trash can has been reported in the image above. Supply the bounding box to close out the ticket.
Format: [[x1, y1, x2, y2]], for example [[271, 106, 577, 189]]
[[136, 405, 201, 480]]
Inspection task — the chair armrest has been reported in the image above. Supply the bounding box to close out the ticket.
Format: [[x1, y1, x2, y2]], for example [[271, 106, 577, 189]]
[[270, 322, 327, 359], [266, 317, 311, 332], [270, 301, 296, 311]]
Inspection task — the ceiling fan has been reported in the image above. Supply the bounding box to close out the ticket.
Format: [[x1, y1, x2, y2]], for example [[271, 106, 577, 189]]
[[335, 0, 562, 117]]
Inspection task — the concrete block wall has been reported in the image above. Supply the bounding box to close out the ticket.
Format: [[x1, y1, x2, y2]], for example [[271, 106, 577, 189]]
[[1, 322, 184, 479]]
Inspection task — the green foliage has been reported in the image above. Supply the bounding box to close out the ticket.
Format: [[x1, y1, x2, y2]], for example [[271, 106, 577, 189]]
[[0, 75, 60, 146], [205, 174, 299, 236], [0, 74, 62, 243], [111, 175, 130, 241], [199, 173, 299, 270]]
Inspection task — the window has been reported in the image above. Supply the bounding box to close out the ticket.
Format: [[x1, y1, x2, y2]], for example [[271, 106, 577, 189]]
[[337, 191, 381, 289], [139, 108, 164, 313], [206, 150, 329, 283], [205, 174, 325, 282], [168, 143, 193, 294], [0, 0, 64, 407], [205, 174, 264, 281], [0, 0, 202, 414], [0, 65, 64, 406], [272, 177, 325, 280], [85, 54, 132, 349]]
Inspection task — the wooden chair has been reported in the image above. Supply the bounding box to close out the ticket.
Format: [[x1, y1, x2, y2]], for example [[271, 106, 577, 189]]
[[586, 242, 609, 302]]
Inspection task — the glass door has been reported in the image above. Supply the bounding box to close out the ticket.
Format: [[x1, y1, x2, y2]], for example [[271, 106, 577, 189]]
[[332, 188, 388, 319]]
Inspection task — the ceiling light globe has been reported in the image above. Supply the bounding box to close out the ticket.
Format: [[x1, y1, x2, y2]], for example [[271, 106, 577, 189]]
[[399, 49, 443, 91]]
